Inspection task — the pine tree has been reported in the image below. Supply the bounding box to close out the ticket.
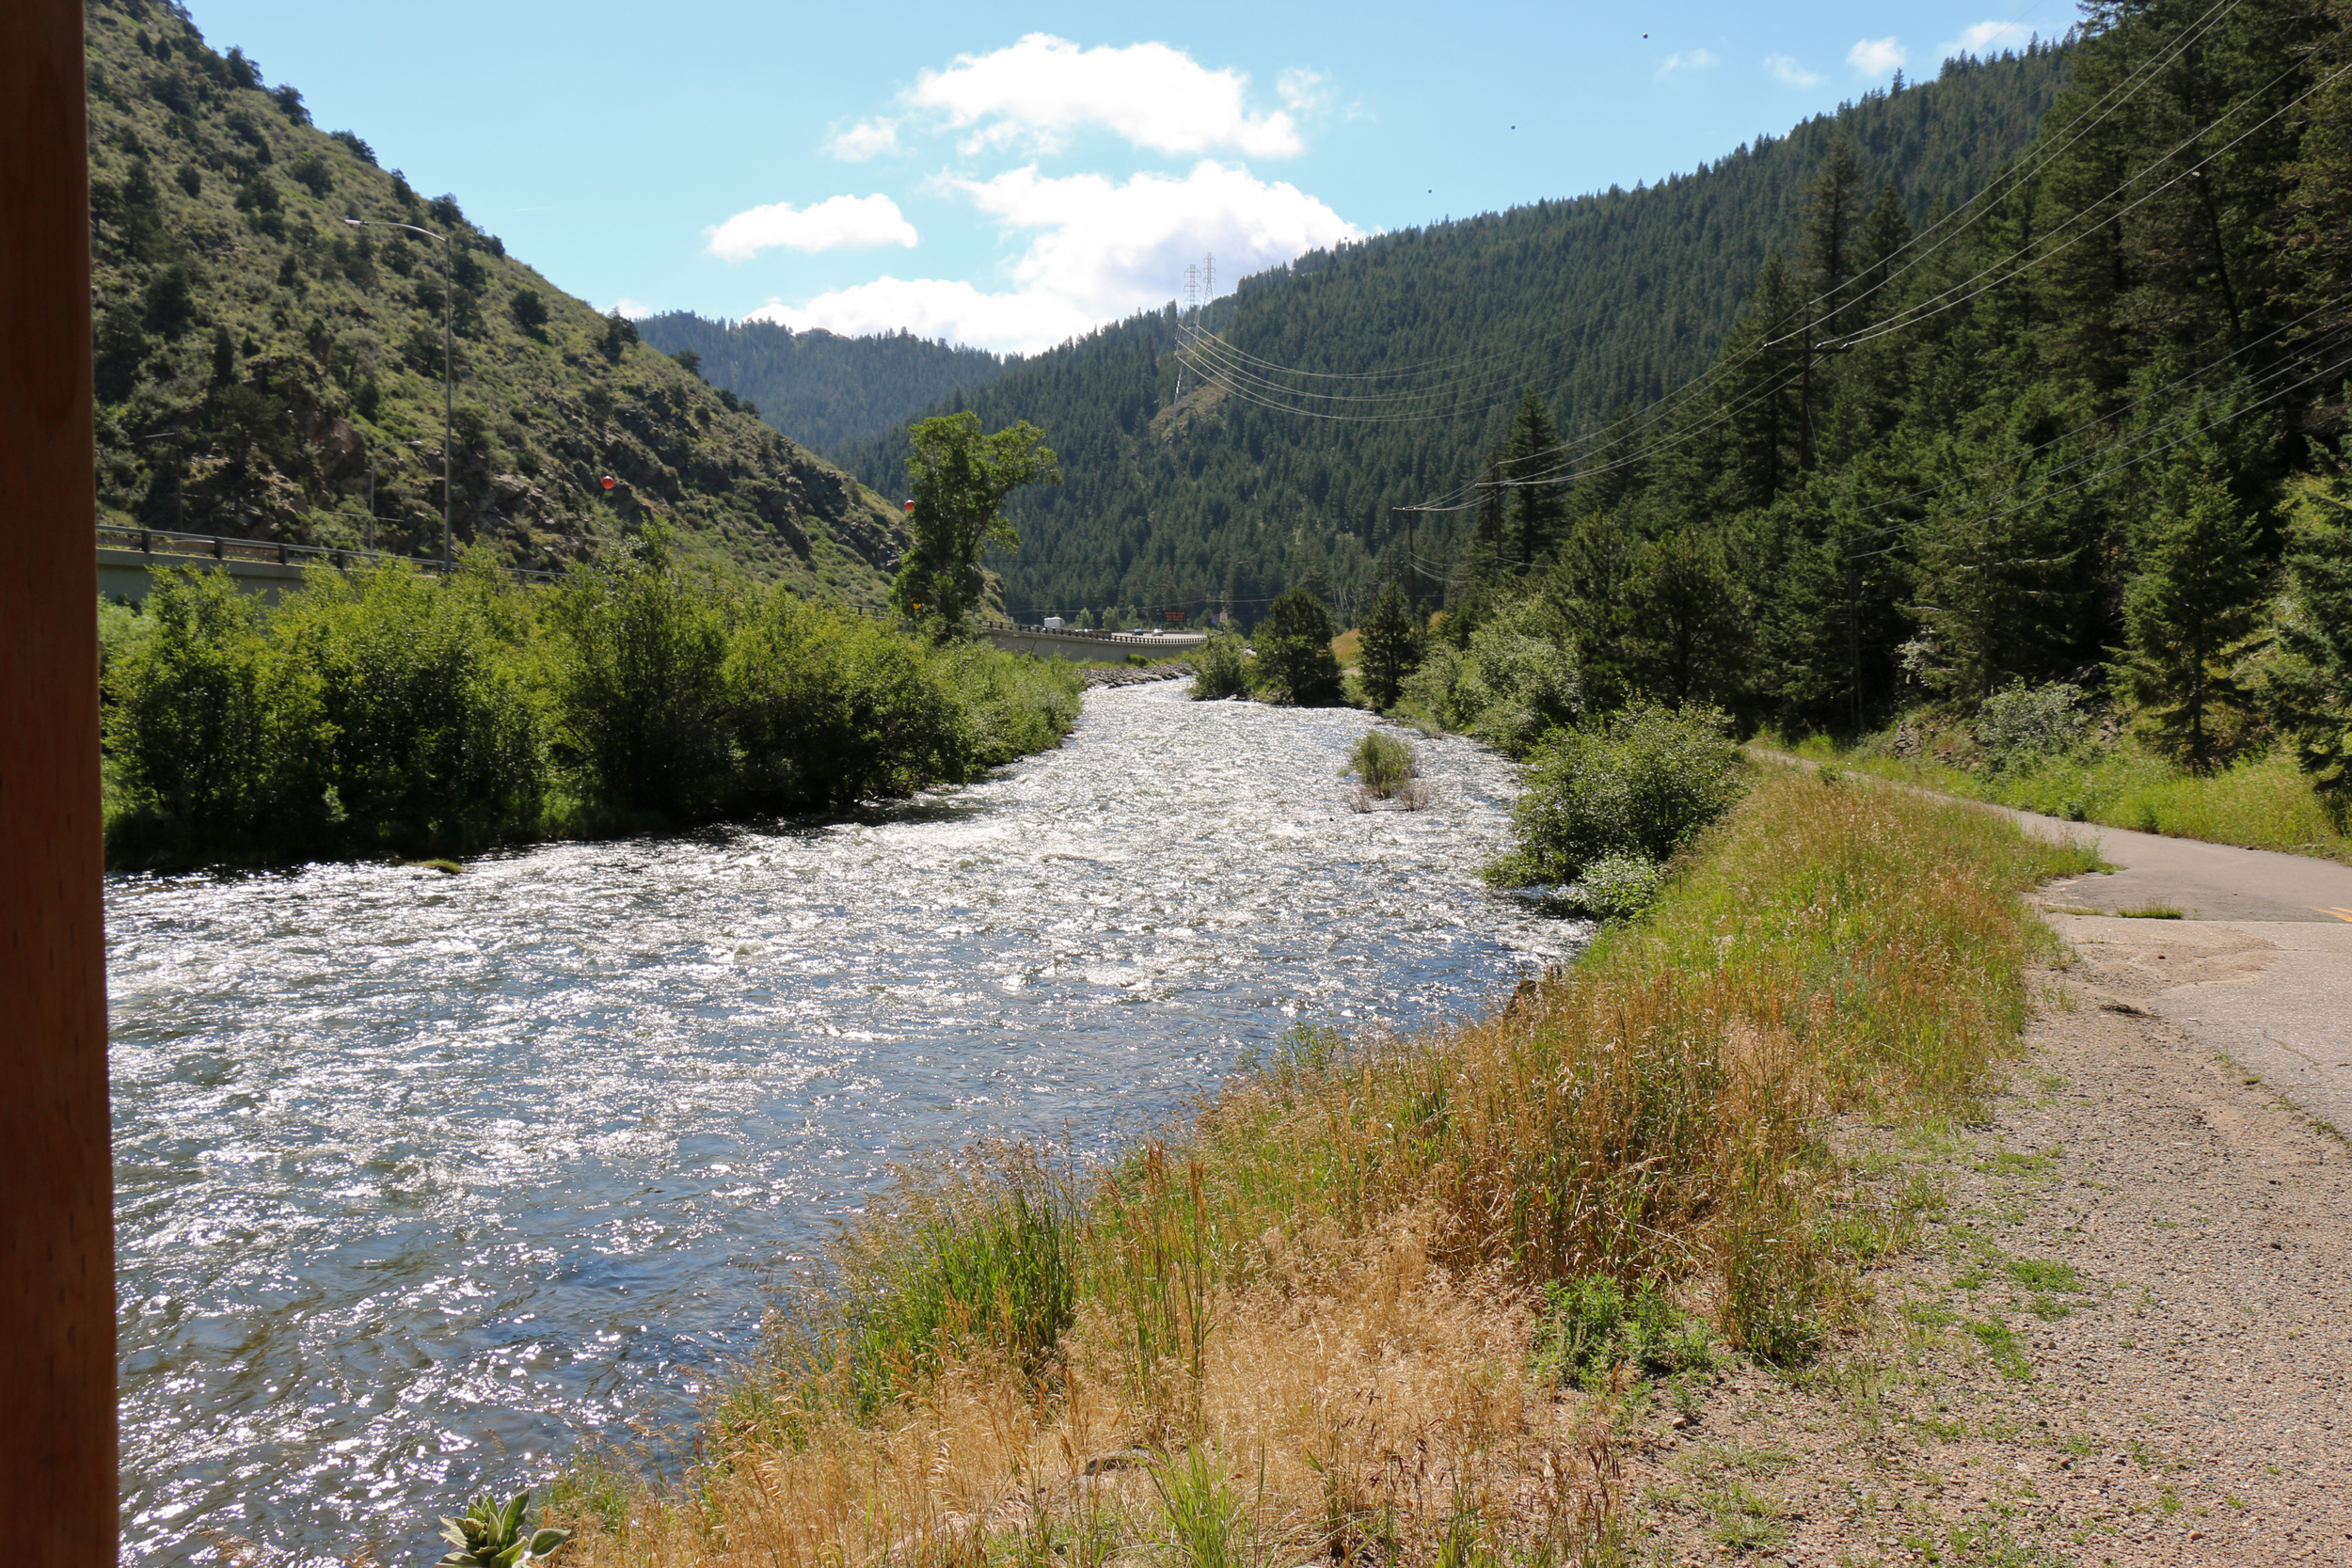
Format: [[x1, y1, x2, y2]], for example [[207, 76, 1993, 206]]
[[1623, 528, 1749, 705], [1502, 392, 1567, 573], [2112, 471, 2272, 771], [1357, 580, 1423, 710], [2273, 471, 2352, 814], [1254, 586, 1343, 705]]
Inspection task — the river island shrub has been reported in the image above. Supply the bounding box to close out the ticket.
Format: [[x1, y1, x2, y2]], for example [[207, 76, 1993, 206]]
[[104, 568, 328, 857], [724, 592, 968, 811], [546, 530, 736, 819], [276, 557, 548, 849], [1488, 702, 1747, 888], [1346, 730, 1418, 798]]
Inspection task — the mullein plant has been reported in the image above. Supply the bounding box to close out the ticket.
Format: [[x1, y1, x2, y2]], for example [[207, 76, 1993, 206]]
[[437, 1491, 573, 1568]]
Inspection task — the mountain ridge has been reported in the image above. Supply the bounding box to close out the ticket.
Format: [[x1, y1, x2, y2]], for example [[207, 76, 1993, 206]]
[[84, 0, 907, 603]]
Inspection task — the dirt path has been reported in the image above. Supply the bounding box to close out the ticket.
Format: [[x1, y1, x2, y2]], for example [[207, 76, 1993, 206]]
[[1613, 789, 2352, 1564], [1626, 958, 2352, 1565]]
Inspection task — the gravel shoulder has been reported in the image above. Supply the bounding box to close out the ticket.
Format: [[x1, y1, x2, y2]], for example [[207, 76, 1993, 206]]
[[1619, 955, 2352, 1566]]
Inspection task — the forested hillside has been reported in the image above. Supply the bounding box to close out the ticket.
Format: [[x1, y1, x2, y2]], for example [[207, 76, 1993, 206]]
[[1409, 0, 2351, 767], [633, 313, 1013, 455], [83, 0, 908, 600], [834, 45, 2070, 625]]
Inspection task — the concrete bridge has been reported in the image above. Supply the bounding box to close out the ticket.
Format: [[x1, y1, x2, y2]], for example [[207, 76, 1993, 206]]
[[983, 625, 1207, 661]]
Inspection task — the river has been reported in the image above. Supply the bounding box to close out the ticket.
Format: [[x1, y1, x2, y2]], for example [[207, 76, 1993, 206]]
[[106, 680, 1581, 1565]]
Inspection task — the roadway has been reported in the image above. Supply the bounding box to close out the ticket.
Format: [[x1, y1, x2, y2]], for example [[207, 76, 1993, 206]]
[[2001, 807, 2352, 1138]]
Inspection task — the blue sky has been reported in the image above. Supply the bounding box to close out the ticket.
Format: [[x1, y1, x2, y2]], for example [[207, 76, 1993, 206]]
[[179, 0, 2072, 353]]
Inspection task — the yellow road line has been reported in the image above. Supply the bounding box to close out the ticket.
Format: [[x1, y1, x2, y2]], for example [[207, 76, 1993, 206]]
[[2306, 906, 2352, 923]]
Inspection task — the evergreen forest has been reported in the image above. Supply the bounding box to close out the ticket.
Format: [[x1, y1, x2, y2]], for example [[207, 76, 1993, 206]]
[[832, 43, 2073, 626], [81, 0, 909, 601], [633, 313, 1014, 456], [1395, 0, 2352, 777]]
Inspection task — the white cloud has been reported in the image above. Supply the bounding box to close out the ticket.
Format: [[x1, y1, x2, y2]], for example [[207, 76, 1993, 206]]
[[1277, 67, 1330, 116], [704, 194, 918, 261], [961, 160, 1357, 310], [753, 160, 1360, 355], [824, 118, 901, 161], [903, 35, 1306, 157], [1847, 37, 1908, 76], [605, 296, 658, 320], [1654, 48, 1719, 81], [1941, 20, 2035, 58], [1764, 54, 1824, 88]]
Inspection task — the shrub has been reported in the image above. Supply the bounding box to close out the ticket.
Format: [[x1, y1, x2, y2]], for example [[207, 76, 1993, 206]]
[[1534, 1275, 1713, 1390], [1347, 730, 1418, 798], [103, 568, 326, 851], [932, 640, 1083, 768], [272, 559, 548, 847], [546, 529, 735, 817], [723, 593, 966, 811], [1490, 702, 1745, 886], [1188, 631, 1251, 700], [1453, 599, 1583, 757], [1570, 852, 1668, 921], [1973, 680, 2090, 774]]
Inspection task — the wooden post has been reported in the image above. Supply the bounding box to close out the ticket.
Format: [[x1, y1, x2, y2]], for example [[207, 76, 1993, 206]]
[[1, 1, 119, 1562]]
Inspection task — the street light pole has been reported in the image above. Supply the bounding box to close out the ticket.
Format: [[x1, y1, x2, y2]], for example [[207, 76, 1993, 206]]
[[345, 216, 453, 568]]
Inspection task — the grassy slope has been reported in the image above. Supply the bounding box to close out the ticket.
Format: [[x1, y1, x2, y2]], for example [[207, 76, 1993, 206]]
[[84, 0, 905, 601], [1782, 721, 2352, 865], [550, 768, 2093, 1567]]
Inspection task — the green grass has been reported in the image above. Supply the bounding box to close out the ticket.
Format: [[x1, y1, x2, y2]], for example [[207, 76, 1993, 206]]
[[1788, 721, 2352, 863], [1345, 730, 1419, 798]]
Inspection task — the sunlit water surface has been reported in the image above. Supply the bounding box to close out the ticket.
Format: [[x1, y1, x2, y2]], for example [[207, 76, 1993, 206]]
[[108, 681, 1581, 1565]]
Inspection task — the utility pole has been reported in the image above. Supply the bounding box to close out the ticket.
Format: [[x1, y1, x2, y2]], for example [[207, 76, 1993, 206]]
[[3, 1, 119, 1558]]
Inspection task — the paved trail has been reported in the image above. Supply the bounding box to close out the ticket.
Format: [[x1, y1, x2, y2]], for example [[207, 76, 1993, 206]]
[[1986, 808, 2352, 1136]]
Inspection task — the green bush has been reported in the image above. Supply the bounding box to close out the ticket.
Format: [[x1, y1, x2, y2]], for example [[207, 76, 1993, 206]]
[[276, 557, 547, 846], [1188, 631, 1252, 701], [1347, 730, 1418, 798], [724, 592, 967, 810], [1452, 599, 1583, 757], [103, 568, 328, 853], [101, 547, 1086, 864], [1570, 852, 1669, 921], [546, 530, 735, 817], [1489, 702, 1746, 886], [1389, 599, 1581, 756], [1534, 1275, 1713, 1390], [1973, 680, 2090, 775], [933, 639, 1084, 768]]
